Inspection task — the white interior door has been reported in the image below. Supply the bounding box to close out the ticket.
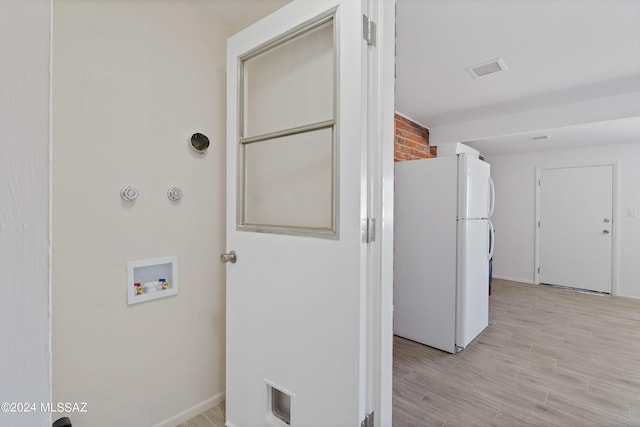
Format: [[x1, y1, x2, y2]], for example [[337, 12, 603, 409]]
[[224, 1, 381, 426], [538, 165, 613, 293]]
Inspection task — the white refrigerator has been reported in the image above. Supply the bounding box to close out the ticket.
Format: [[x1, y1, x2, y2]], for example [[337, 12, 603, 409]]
[[394, 154, 495, 353]]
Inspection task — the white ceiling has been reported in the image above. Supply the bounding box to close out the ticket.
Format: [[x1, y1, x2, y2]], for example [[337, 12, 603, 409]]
[[396, 0, 640, 155], [465, 116, 640, 155]]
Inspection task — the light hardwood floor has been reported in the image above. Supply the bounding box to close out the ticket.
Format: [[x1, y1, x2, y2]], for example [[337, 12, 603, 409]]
[[181, 279, 640, 426], [176, 402, 225, 427], [394, 279, 640, 426]]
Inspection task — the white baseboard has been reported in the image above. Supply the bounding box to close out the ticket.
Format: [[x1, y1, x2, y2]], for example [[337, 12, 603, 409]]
[[616, 292, 640, 300], [492, 275, 536, 285], [154, 391, 225, 427]]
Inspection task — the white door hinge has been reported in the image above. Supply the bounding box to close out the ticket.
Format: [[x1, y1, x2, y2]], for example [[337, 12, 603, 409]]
[[362, 14, 377, 46], [362, 218, 376, 243]]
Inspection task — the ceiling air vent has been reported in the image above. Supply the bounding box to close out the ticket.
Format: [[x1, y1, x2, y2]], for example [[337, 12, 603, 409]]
[[529, 135, 550, 141], [467, 57, 508, 79]]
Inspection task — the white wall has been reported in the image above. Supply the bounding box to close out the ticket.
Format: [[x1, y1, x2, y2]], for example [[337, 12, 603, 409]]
[[52, 1, 229, 425], [0, 1, 52, 426], [487, 142, 640, 298]]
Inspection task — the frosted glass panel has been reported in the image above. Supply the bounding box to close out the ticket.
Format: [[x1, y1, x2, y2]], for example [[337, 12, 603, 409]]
[[243, 20, 334, 138], [244, 128, 333, 230]]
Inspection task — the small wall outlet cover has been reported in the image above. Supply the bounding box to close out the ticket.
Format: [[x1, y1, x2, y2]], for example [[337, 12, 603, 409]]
[[127, 256, 179, 305]]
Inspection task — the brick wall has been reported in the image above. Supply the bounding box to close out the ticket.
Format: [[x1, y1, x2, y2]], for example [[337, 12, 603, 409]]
[[394, 113, 436, 162]]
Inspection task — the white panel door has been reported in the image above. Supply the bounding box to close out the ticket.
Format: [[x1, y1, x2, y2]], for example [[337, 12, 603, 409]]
[[539, 166, 613, 293], [225, 2, 377, 426]]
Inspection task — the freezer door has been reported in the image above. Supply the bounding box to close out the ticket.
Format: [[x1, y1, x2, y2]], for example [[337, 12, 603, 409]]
[[458, 154, 491, 219], [456, 219, 490, 348]]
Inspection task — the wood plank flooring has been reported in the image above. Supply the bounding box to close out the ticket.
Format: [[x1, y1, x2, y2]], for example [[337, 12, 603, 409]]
[[181, 279, 640, 426], [176, 402, 225, 427], [394, 279, 640, 426]]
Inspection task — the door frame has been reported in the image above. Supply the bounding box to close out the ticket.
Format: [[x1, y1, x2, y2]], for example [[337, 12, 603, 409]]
[[534, 161, 619, 295], [371, 0, 395, 425]]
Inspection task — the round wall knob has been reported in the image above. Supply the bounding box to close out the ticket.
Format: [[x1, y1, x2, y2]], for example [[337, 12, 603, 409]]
[[120, 185, 139, 202], [167, 187, 184, 201]]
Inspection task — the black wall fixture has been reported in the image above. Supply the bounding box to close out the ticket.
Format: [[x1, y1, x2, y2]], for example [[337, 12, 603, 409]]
[[190, 133, 210, 153], [53, 417, 72, 427]]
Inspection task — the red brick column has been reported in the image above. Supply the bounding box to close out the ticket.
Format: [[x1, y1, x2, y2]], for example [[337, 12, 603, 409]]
[[394, 113, 436, 162]]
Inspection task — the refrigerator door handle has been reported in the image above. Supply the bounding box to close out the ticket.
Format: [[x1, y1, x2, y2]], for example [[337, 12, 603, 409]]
[[488, 219, 495, 260], [488, 177, 496, 218]]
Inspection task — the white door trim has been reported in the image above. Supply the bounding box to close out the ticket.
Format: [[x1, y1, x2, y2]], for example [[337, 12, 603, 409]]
[[377, 0, 395, 424], [360, 0, 395, 424], [534, 161, 619, 295]]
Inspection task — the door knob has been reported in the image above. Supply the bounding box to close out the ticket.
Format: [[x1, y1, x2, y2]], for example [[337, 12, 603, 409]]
[[603, 230, 610, 234], [220, 250, 237, 264], [603, 218, 610, 223]]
